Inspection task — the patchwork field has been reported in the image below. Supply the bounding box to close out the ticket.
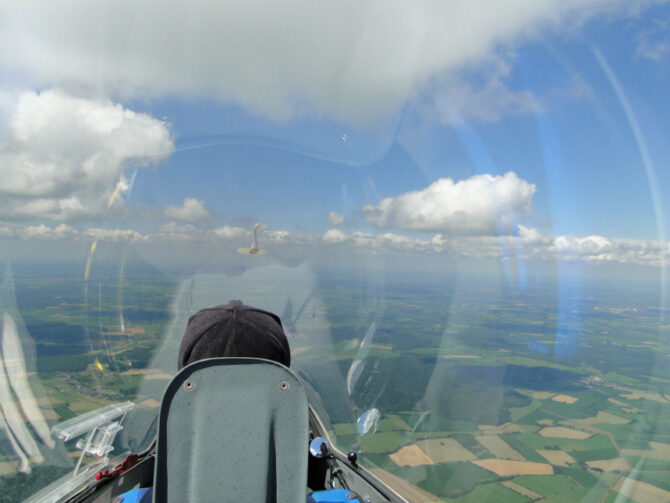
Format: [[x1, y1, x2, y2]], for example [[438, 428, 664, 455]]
[[389, 444, 434, 467], [568, 411, 630, 426], [607, 398, 628, 407], [450, 482, 527, 503], [7, 265, 670, 503], [476, 435, 525, 461], [623, 441, 670, 461], [537, 449, 576, 467], [617, 387, 669, 403], [120, 368, 170, 376], [479, 422, 523, 434], [538, 427, 591, 439], [614, 477, 670, 503], [369, 469, 442, 503], [440, 354, 482, 359], [511, 474, 578, 497], [501, 480, 542, 500], [414, 438, 476, 463], [472, 459, 554, 476], [587, 458, 630, 472], [551, 394, 579, 404], [370, 344, 393, 350], [526, 391, 557, 400]]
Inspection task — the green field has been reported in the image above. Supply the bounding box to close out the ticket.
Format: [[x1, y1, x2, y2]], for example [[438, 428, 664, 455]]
[[554, 466, 599, 488], [2, 264, 670, 502], [571, 448, 620, 462], [359, 432, 408, 454], [451, 482, 527, 503], [512, 474, 577, 497], [516, 432, 615, 452], [503, 434, 549, 463], [397, 462, 498, 498]]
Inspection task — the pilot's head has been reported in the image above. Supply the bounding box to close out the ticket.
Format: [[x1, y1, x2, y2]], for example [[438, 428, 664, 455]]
[[177, 300, 290, 370]]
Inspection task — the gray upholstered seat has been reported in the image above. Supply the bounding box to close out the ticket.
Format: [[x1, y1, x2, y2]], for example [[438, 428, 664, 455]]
[[153, 357, 309, 502]]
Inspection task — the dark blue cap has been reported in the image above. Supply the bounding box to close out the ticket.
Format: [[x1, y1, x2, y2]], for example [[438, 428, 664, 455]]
[[178, 300, 290, 369]]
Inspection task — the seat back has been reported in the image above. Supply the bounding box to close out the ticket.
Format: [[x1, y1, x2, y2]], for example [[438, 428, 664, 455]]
[[153, 358, 308, 502]]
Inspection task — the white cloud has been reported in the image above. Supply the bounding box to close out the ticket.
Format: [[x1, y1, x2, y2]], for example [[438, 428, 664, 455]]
[[1, 221, 667, 267], [265, 230, 291, 243], [322, 225, 668, 267], [518, 224, 547, 244], [637, 18, 670, 61], [212, 225, 247, 240], [154, 223, 202, 242], [0, 89, 173, 221], [362, 172, 536, 234], [322, 229, 431, 254], [435, 54, 541, 124], [326, 212, 346, 227], [515, 227, 668, 267], [554, 234, 612, 254], [0, 1, 658, 125], [432, 56, 596, 124], [323, 229, 349, 244], [163, 198, 211, 222], [0, 225, 14, 238], [16, 224, 78, 240], [86, 228, 146, 243], [638, 38, 670, 60], [150, 222, 249, 243], [431, 233, 447, 252]]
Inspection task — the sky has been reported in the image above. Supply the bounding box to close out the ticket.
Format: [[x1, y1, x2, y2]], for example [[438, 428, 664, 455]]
[[0, 0, 669, 272]]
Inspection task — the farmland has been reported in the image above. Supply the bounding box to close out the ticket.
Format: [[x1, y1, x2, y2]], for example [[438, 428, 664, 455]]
[[1, 262, 669, 502]]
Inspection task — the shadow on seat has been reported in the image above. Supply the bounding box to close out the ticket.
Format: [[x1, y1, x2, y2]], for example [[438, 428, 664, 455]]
[[154, 357, 309, 502]]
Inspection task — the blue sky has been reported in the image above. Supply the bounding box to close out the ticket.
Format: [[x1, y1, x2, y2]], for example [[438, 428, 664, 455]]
[[122, 4, 670, 239], [0, 1, 668, 269]]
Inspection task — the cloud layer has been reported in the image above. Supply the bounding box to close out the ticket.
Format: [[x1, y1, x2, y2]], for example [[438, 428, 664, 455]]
[[362, 172, 536, 234], [0, 90, 173, 222], [1, 221, 667, 267], [1, 0, 658, 125]]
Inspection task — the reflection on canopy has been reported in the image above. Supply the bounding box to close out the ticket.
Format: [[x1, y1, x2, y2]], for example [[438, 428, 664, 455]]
[[0, 266, 68, 475]]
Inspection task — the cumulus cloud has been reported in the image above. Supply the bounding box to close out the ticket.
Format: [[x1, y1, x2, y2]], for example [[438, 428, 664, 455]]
[[163, 198, 211, 222], [322, 229, 431, 254], [324, 225, 668, 266], [430, 233, 448, 252], [0, 1, 657, 125], [153, 223, 202, 242], [514, 227, 668, 267], [212, 225, 247, 240], [0, 89, 173, 221], [518, 224, 550, 245], [149, 222, 258, 244], [323, 229, 349, 244], [363, 172, 536, 234], [1, 221, 667, 267], [16, 224, 79, 241], [86, 228, 146, 243], [326, 212, 346, 227]]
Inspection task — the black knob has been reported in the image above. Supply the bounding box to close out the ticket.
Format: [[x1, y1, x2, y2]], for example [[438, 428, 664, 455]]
[[347, 451, 358, 467]]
